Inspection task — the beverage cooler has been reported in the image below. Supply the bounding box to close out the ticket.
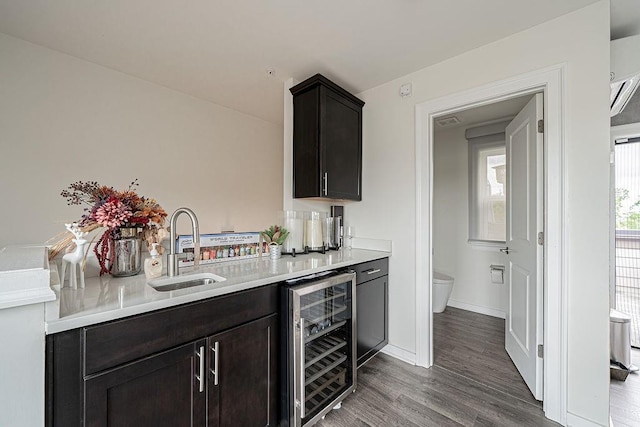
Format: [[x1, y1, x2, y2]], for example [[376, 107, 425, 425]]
[[281, 272, 357, 426]]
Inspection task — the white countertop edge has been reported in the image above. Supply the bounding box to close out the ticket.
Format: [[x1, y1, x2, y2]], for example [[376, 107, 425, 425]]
[[45, 250, 390, 334], [0, 287, 57, 310]]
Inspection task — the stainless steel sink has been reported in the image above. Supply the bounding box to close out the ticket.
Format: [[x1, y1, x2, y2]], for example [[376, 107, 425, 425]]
[[148, 273, 226, 292]]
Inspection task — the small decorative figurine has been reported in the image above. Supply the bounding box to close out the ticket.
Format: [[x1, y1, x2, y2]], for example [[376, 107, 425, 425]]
[[59, 223, 89, 289]]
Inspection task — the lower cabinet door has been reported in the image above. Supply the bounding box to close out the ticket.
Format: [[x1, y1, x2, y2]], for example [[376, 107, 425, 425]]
[[207, 314, 278, 427], [356, 276, 389, 367], [84, 341, 207, 427]]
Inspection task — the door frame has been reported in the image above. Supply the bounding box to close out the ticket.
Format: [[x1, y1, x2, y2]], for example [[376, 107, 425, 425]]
[[414, 64, 566, 425], [610, 123, 640, 308]]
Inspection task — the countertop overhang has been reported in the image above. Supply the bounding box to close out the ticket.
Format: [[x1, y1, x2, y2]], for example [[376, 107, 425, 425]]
[[45, 249, 390, 334], [0, 246, 56, 310]]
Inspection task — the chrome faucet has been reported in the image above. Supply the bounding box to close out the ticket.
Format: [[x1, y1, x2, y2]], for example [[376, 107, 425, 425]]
[[167, 207, 200, 277]]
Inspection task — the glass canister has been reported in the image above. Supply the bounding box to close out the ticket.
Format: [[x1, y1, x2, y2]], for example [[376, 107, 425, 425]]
[[305, 211, 326, 250], [322, 217, 336, 249], [111, 227, 142, 277], [280, 210, 305, 253]]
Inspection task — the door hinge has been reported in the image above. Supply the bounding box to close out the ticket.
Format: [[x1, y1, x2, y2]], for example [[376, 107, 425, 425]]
[[537, 119, 544, 133], [538, 344, 544, 358], [537, 232, 544, 246]]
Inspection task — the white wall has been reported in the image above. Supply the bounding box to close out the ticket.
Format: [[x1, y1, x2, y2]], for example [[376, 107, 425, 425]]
[[433, 127, 507, 316], [0, 33, 283, 247], [349, 2, 610, 425]]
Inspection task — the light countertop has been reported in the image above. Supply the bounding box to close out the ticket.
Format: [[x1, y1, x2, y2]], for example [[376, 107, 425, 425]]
[[45, 248, 390, 334]]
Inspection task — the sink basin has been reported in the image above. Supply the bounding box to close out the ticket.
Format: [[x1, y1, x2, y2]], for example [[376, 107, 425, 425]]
[[148, 273, 226, 292]]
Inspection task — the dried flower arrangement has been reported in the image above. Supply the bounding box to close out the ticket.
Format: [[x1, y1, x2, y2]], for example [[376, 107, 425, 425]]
[[260, 225, 290, 245], [49, 179, 167, 275]]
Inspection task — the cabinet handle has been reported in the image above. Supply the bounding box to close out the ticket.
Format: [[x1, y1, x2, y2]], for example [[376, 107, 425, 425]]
[[499, 247, 510, 254], [210, 341, 219, 386], [364, 268, 381, 275], [323, 172, 328, 196], [195, 345, 205, 393]]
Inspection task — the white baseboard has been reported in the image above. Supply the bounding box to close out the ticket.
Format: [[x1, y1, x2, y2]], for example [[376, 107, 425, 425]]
[[379, 344, 416, 365], [447, 298, 506, 319], [566, 412, 607, 427]]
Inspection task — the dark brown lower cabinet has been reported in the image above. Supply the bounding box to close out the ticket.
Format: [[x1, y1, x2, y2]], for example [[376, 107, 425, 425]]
[[85, 341, 206, 427], [352, 258, 389, 367], [82, 315, 277, 427], [207, 314, 277, 427], [356, 276, 388, 366], [46, 284, 279, 427]]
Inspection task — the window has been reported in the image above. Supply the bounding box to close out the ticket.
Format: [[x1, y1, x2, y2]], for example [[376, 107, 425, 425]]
[[468, 135, 506, 243]]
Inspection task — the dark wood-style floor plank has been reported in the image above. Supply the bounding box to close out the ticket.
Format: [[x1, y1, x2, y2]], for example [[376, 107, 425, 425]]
[[611, 348, 640, 426], [433, 307, 541, 408], [316, 354, 557, 426]]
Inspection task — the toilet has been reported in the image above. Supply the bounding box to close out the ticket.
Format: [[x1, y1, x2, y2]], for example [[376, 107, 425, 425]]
[[433, 271, 454, 313]]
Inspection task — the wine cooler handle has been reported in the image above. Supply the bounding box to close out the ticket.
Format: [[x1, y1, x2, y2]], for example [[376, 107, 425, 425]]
[[210, 341, 220, 386], [299, 318, 306, 419], [195, 345, 205, 393]]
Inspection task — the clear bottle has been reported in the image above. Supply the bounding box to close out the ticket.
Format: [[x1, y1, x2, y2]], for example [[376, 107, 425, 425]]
[[144, 243, 163, 280]]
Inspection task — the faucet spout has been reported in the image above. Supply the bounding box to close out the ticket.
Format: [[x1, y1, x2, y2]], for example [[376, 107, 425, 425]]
[[167, 207, 200, 277]]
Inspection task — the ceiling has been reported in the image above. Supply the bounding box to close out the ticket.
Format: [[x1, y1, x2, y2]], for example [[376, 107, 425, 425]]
[[0, 0, 613, 124], [611, 0, 640, 40]]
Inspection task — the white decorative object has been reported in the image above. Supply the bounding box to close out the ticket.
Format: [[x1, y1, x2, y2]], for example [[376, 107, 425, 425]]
[[305, 211, 325, 249], [281, 211, 304, 253], [59, 223, 89, 289]]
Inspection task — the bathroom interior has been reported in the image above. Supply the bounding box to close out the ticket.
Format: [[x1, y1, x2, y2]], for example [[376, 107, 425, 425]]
[[431, 93, 543, 406]]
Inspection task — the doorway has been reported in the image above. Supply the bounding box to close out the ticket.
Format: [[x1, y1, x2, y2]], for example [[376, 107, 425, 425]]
[[610, 123, 640, 426], [414, 65, 567, 424], [613, 128, 640, 346], [431, 93, 542, 406]]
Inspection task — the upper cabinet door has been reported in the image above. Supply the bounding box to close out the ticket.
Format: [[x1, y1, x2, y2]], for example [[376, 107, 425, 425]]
[[320, 87, 362, 200], [291, 74, 364, 201]]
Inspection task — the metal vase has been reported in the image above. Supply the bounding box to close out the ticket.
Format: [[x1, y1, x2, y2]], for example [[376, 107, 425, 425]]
[[269, 244, 282, 260], [111, 227, 142, 277]]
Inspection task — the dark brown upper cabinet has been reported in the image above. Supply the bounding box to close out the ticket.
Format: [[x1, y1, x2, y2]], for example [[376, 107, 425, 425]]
[[290, 74, 365, 201]]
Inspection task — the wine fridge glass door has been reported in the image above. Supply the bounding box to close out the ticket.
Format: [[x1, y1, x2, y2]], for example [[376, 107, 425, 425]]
[[290, 272, 356, 426]]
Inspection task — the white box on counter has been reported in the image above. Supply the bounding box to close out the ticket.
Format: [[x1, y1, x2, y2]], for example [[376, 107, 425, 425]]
[[176, 232, 267, 267]]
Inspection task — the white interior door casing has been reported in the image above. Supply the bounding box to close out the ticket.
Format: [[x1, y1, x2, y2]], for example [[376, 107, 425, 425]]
[[505, 93, 544, 401]]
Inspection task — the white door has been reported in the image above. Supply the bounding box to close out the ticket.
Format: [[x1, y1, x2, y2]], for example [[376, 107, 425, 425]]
[[504, 93, 544, 400]]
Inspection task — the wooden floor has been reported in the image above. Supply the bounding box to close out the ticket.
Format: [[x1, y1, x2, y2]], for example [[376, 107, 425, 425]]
[[611, 348, 640, 427], [316, 307, 556, 427], [433, 307, 540, 408]]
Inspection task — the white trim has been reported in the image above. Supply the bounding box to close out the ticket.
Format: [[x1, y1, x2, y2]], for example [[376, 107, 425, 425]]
[[446, 299, 506, 319], [0, 287, 56, 310], [566, 412, 604, 427], [415, 64, 567, 426], [379, 344, 416, 365], [610, 122, 640, 141]]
